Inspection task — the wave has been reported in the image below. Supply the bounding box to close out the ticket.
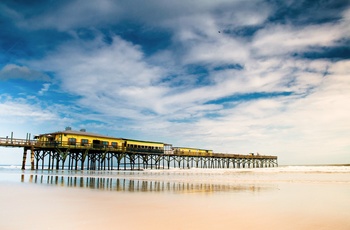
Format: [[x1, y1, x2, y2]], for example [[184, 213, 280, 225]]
[[0, 165, 23, 170], [162, 166, 350, 174], [1, 164, 350, 172], [257, 165, 350, 173]]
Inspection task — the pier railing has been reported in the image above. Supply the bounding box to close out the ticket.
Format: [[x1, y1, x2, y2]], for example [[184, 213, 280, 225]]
[[173, 151, 277, 159], [32, 140, 164, 154], [0, 137, 277, 159], [0, 137, 164, 154], [0, 136, 35, 147]]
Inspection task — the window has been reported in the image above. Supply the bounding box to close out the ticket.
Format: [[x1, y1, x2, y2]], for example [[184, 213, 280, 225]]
[[102, 141, 109, 147], [68, 138, 76, 145], [81, 139, 88, 146], [111, 142, 118, 148]]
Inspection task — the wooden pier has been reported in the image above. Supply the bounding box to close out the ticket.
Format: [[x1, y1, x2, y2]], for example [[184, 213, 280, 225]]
[[0, 136, 278, 170]]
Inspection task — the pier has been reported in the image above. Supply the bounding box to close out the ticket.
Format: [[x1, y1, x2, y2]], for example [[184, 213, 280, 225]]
[[0, 135, 278, 170]]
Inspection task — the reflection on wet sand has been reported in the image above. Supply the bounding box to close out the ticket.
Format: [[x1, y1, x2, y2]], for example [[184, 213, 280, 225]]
[[21, 174, 276, 194]]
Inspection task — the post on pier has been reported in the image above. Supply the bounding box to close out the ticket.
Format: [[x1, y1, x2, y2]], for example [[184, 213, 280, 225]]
[[21, 147, 28, 170], [30, 146, 35, 170]]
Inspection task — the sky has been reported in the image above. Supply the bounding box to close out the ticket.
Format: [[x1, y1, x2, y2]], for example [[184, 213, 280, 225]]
[[0, 0, 349, 165]]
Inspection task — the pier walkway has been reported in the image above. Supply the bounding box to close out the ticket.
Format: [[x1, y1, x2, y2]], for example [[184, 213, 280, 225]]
[[0, 136, 278, 170]]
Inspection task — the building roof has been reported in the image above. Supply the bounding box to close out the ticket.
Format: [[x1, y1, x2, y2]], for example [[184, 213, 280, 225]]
[[39, 130, 121, 140], [122, 138, 164, 145], [38, 130, 164, 144], [173, 146, 212, 151]]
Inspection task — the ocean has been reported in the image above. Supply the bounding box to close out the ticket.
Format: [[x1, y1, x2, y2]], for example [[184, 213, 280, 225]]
[[1, 165, 350, 230]]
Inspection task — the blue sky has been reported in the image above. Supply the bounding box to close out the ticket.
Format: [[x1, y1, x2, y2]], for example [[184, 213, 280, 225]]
[[0, 0, 349, 165]]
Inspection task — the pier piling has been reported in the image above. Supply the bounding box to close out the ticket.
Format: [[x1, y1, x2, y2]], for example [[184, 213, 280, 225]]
[[21, 148, 27, 170], [30, 146, 35, 170]]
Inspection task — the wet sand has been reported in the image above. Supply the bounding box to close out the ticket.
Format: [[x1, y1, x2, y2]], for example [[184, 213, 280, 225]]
[[1, 167, 350, 230]]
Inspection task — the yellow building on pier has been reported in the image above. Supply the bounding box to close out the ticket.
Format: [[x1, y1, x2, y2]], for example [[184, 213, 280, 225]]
[[35, 128, 165, 153]]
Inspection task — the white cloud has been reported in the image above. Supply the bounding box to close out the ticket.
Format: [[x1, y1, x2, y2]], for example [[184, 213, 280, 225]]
[[183, 36, 250, 65], [212, 1, 271, 28], [11, 0, 270, 31], [252, 22, 350, 57], [27, 35, 168, 119], [0, 95, 60, 123], [166, 13, 253, 66], [17, 0, 121, 31], [38, 83, 51, 95], [0, 64, 50, 81], [183, 60, 350, 164]]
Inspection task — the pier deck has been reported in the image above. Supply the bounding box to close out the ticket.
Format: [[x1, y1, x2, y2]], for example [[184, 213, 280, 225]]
[[0, 136, 278, 170]]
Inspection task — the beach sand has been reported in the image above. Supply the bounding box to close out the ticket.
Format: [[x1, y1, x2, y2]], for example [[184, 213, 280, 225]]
[[1, 167, 350, 230]]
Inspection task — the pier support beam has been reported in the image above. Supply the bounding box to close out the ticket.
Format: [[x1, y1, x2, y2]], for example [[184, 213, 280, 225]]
[[21, 146, 277, 170], [21, 148, 27, 170], [30, 146, 35, 170]]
